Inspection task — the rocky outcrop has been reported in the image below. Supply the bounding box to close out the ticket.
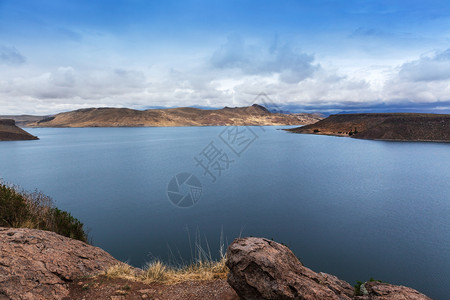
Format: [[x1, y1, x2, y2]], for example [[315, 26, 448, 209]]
[[354, 280, 433, 300], [0, 119, 38, 141], [226, 237, 431, 300], [0, 227, 120, 300]]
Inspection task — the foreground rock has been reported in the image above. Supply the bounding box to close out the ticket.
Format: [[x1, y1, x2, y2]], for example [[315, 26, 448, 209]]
[[0, 227, 120, 300], [226, 237, 431, 300], [355, 281, 432, 300], [0, 119, 38, 141]]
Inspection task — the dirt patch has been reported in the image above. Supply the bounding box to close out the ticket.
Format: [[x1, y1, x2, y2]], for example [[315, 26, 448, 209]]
[[65, 276, 239, 300]]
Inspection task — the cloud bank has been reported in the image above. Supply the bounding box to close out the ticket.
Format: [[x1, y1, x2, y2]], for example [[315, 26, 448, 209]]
[[0, 40, 449, 115]]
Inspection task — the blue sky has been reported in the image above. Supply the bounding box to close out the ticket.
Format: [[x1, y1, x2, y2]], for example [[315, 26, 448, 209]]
[[1, 0, 450, 114]]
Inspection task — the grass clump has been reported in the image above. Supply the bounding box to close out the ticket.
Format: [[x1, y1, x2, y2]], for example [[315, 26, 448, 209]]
[[103, 262, 137, 281], [105, 231, 229, 284], [105, 257, 228, 285], [0, 181, 88, 242]]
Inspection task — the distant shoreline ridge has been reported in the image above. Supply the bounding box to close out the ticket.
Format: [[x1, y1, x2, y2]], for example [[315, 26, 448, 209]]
[[8, 104, 323, 128], [286, 113, 450, 142]]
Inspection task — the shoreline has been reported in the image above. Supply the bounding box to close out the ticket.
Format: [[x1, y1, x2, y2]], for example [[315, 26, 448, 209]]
[[284, 129, 450, 143]]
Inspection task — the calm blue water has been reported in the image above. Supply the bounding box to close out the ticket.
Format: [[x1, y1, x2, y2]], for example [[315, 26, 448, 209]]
[[0, 127, 449, 299]]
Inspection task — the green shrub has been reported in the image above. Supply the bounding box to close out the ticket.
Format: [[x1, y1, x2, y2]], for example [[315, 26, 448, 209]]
[[354, 277, 383, 296], [0, 182, 87, 242], [49, 208, 87, 241], [0, 184, 31, 227]]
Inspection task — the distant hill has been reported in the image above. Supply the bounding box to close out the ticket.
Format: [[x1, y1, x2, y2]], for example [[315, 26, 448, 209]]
[[0, 115, 49, 127], [287, 113, 450, 142], [0, 119, 38, 141], [26, 104, 323, 127]]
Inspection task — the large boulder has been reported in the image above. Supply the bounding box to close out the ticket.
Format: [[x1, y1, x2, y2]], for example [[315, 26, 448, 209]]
[[0, 227, 120, 300], [226, 237, 431, 300], [226, 237, 354, 300]]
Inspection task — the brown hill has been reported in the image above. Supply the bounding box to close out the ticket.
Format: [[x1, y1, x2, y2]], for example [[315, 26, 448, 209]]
[[287, 113, 450, 142], [27, 104, 323, 127], [0, 119, 38, 141]]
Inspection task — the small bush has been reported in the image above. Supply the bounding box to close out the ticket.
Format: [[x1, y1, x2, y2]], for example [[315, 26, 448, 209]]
[[313, 129, 320, 133], [0, 181, 87, 242], [354, 277, 383, 296], [50, 208, 87, 241]]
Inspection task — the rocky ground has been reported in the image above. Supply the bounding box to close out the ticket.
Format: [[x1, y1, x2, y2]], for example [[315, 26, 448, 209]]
[[0, 227, 117, 299], [65, 277, 238, 300], [0, 228, 432, 300]]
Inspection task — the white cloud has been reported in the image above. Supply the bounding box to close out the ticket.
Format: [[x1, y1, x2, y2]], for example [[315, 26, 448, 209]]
[[383, 48, 450, 102], [211, 35, 319, 84], [397, 49, 450, 82]]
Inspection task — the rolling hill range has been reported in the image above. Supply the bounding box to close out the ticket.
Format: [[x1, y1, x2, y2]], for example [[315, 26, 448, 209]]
[[287, 113, 450, 142], [26, 104, 323, 127], [0, 119, 39, 141]]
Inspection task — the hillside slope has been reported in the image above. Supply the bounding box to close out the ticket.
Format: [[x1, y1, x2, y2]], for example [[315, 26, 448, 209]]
[[0, 119, 38, 141], [27, 105, 323, 127], [287, 113, 450, 142]]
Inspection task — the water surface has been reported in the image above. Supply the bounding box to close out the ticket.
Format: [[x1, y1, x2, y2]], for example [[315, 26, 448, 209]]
[[0, 127, 448, 299]]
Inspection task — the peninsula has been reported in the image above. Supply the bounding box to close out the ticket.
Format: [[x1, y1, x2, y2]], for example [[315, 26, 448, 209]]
[[0, 119, 38, 141], [287, 113, 450, 142]]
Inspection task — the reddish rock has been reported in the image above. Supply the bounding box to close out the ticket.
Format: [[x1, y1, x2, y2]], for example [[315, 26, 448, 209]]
[[0, 227, 120, 300], [355, 281, 431, 300], [226, 237, 431, 300], [226, 237, 354, 299]]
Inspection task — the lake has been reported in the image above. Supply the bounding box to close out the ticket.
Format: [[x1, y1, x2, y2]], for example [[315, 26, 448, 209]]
[[0, 126, 449, 299]]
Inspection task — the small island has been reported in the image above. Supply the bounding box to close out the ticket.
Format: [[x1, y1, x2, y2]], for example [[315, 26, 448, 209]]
[[286, 113, 450, 142], [0, 119, 38, 141]]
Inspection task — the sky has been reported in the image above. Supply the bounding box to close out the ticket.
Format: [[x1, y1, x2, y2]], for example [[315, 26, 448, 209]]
[[1, 0, 450, 115]]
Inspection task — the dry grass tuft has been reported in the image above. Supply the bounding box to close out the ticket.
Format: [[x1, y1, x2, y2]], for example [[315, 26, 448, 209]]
[[105, 228, 230, 284], [142, 260, 168, 283], [105, 257, 228, 284], [105, 262, 137, 281]]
